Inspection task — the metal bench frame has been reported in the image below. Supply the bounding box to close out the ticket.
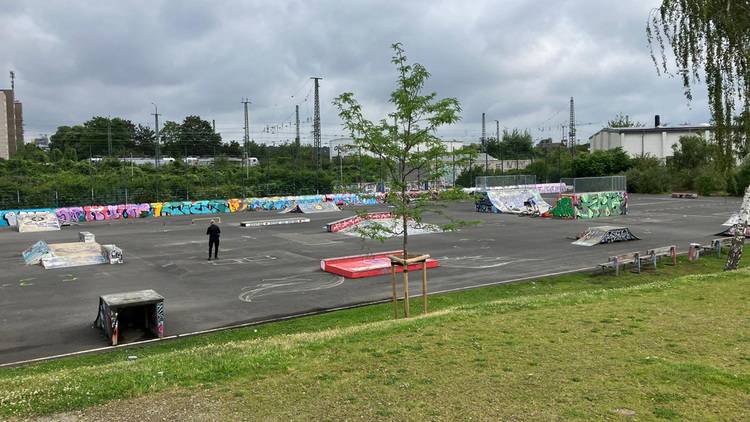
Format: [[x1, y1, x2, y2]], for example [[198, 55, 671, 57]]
[[644, 245, 677, 269], [600, 252, 641, 276]]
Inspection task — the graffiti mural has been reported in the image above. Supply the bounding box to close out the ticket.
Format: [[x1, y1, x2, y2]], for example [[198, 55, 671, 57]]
[[55, 207, 85, 224], [484, 183, 567, 194], [1, 208, 54, 227], [545, 191, 628, 219], [549, 195, 575, 219], [475, 189, 550, 215], [326, 212, 393, 232], [155, 301, 165, 337], [16, 211, 62, 232], [0, 193, 387, 227], [575, 191, 627, 219]]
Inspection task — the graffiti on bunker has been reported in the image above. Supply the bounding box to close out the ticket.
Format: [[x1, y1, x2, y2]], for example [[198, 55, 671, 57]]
[[550, 196, 575, 218], [574, 191, 627, 219], [545, 191, 628, 219]]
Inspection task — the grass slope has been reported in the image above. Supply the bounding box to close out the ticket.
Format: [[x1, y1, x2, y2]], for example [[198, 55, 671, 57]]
[[1, 256, 749, 420]]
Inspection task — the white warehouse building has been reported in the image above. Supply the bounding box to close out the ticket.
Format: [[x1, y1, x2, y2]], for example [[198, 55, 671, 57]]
[[589, 118, 713, 160], [589, 115, 715, 159]]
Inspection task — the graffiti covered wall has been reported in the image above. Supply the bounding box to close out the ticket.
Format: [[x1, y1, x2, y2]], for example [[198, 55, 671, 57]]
[[547, 191, 628, 219], [574, 191, 628, 219], [0, 193, 385, 227], [549, 195, 576, 218]]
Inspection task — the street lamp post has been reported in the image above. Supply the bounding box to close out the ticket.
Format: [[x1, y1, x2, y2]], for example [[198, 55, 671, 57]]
[[337, 146, 343, 188]]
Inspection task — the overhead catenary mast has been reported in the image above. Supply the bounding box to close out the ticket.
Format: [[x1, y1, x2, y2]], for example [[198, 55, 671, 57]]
[[295, 104, 300, 145], [151, 103, 160, 167], [481, 112, 487, 172], [311, 77, 322, 169], [495, 120, 502, 174], [568, 96, 576, 155], [242, 98, 251, 174]]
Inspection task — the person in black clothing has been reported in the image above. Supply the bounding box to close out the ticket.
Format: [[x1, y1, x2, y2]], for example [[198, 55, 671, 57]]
[[206, 220, 221, 260]]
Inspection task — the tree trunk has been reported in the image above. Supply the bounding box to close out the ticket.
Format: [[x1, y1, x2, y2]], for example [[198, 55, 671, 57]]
[[401, 181, 408, 260], [725, 186, 750, 271]]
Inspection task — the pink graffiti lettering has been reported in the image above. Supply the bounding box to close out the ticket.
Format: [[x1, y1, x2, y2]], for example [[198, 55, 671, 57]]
[[84, 206, 108, 221], [55, 207, 85, 224]]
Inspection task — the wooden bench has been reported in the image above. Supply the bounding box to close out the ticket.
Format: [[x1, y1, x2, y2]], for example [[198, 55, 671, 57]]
[[644, 245, 677, 269], [689, 238, 733, 260], [600, 252, 641, 276]]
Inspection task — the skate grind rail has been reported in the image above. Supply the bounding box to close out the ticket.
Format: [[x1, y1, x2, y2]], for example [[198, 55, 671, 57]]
[[240, 217, 310, 227]]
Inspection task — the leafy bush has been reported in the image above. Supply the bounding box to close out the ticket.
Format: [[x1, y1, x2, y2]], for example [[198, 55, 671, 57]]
[[732, 159, 750, 195], [695, 166, 726, 196], [438, 187, 471, 201], [626, 156, 671, 193], [571, 147, 632, 177]]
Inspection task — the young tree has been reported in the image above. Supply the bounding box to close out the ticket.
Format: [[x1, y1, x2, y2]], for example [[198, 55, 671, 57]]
[[647, 0, 750, 173], [500, 129, 534, 161], [180, 115, 222, 156], [334, 43, 461, 260], [159, 121, 181, 156], [133, 124, 156, 155]]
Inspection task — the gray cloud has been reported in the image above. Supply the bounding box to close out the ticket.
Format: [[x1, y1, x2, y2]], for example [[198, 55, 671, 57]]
[[0, 0, 710, 145]]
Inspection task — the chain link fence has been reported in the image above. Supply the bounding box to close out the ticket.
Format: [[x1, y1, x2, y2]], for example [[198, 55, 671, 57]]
[[0, 183, 325, 210], [564, 176, 627, 193], [474, 175, 537, 190]]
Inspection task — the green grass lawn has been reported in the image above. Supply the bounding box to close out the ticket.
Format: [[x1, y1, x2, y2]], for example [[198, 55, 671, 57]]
[[1, 255, 749, 420]]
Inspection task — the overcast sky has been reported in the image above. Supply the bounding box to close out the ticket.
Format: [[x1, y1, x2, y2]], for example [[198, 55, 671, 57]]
[[0, 0, 710, 146]]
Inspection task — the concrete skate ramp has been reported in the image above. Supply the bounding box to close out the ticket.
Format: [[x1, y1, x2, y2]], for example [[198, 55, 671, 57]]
[[718, 213, 750, 236], [22, 233, 124, 269], [16, 211, 61, 233], [326, 212, 392, 232], [482, 189, 550, 215], [22, 240, 50, 265], [42, 242, 108, 268], [339, 218, 441, 238], [280, 201, 341, 214], [718, 215, 750, 236], [723, 213, 741, 227], [572, 226, 639, 247]]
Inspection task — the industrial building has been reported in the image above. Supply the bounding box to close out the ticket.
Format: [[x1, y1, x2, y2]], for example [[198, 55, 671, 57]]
[[589, 115, 713, 160], [0, 88, 23, 159]]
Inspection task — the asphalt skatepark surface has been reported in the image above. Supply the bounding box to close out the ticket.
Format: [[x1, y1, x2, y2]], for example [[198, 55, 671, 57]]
[[0, 194, 740, 365]]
